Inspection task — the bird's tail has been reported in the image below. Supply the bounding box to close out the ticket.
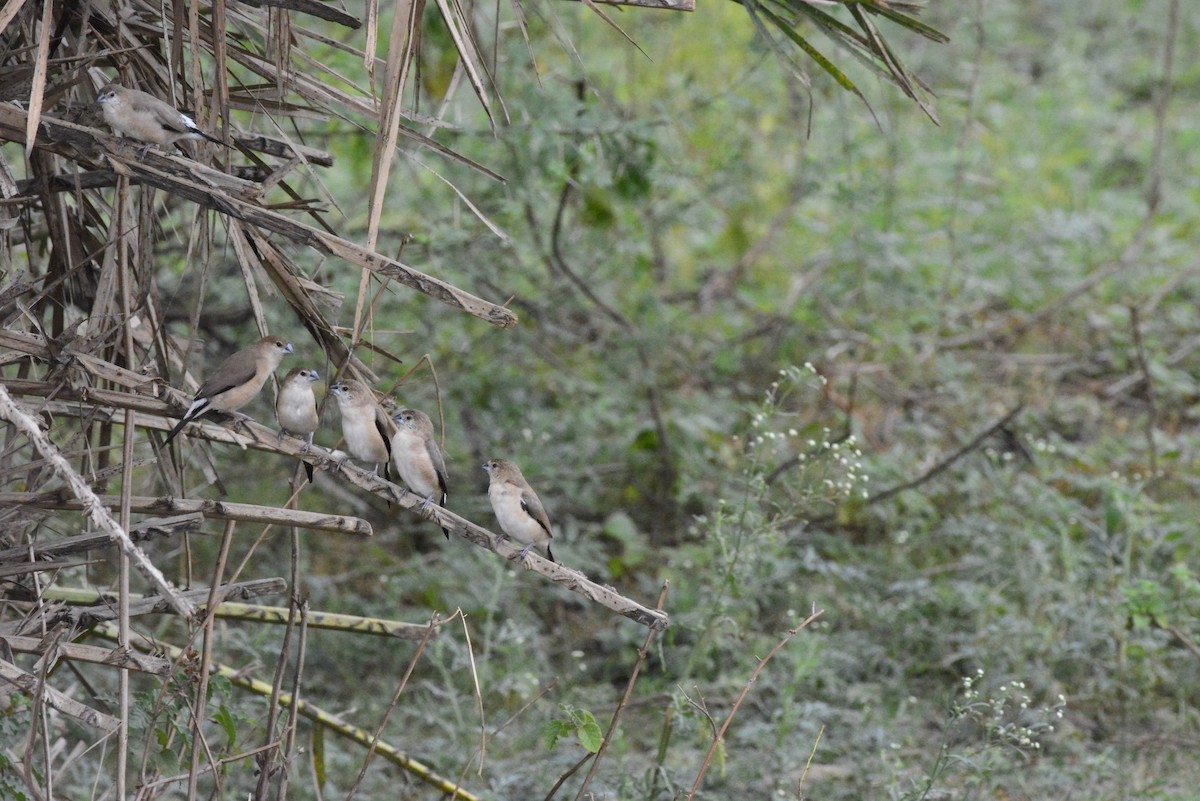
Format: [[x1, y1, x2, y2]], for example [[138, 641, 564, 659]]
[[162, 399, 210, 445], [197, 129, 231, 148], [162, 414, 190, 446]]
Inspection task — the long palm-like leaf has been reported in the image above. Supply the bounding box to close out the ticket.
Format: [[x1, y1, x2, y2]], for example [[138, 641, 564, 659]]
[[739, 0, 946, 121]]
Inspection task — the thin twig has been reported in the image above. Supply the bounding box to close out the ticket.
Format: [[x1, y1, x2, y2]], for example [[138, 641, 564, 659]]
[[460, 612, 487, 772], [188, 520, 237, 801], [685, 610, 823, 800], [1128, 306, 1158, 476], [344, 612, 444, 801], [0, 386, 194, 618], [858, 404, 1024, 509], [541, 753, 594, 801], [573, 581, 670, 800], [277, 601, 309, 801], [796, 724, 824, 801], [255, 537, 301, 800], [92, 621, 480, 800], [116, 175, 136, 801], [1145, 0, 1179, 214], [453, 679, 559, 793]]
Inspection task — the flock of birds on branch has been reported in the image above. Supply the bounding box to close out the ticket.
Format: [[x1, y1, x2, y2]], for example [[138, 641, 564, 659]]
[[94, 83, 555, 564]]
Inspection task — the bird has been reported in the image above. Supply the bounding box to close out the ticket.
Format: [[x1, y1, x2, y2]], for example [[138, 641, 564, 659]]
[[484, 459, 555, 563], [97, 83, 227, 157], [163, 335, 293, 445], [276, 367, 320, 482], [329, 379, 393, 481], [391, 408, 449, 538]]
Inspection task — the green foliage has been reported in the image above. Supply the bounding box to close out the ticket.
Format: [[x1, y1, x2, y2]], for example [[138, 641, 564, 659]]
[[891, 671, 1067, 801], [253, 2, 1198, 791], [544, 704, 604, 753], [0, 699, 31, 801]]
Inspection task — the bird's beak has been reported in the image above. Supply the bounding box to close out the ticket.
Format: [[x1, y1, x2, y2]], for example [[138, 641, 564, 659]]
[[310, 370, 319, 381], [284, 342, 294, 355]]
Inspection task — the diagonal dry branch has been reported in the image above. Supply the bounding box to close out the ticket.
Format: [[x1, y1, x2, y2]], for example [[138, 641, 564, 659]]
[[0, 384, 195, 619], [6, 383, 669, 631], [0, 656, 121, 733], [1, 634, 172, 674]]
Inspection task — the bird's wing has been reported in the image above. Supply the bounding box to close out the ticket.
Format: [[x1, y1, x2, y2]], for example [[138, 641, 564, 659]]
[[427, 440, 449, 501], [195, 349, 259, 400], [143, 96, 225, 143], [374, 406, 395, 459], [133, 94, 192, 134], [519, 489, 553, 537]]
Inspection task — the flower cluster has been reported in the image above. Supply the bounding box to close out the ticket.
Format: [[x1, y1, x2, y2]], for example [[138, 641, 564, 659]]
[[739, 364, 870, 507], [957, 669, 1066, 752]]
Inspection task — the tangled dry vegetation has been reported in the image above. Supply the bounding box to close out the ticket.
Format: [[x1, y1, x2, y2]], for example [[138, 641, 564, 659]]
[[0, 1, 673, 796], [0, 0, 943, 797]]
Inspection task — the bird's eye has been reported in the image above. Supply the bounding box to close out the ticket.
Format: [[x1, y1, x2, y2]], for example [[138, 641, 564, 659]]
[[274, 340, 285, 349]]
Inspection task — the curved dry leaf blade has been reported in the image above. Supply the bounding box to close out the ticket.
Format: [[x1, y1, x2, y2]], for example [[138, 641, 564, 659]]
[[759, 4, 859, 93], [433, 0, 498, 128], [24, 0, 52, 159], [578, 0, 652, 61], [847, 3, 938, 123], [864, 2, 949, 43], [0, 0, 31, 38], [412, 156, 512, 244]]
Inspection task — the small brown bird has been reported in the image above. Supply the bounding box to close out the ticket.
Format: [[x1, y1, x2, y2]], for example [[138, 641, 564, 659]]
[[329, 379, 393, 480], [97, 83, 226, 157], [276, 367, 320, 482], [164, 335, 293, 445], [391, 408, 449, 537], [484, 459, 555, 563]]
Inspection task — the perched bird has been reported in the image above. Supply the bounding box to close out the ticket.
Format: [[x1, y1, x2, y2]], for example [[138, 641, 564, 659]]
[[164, 335, 293, 445], [484, 459, 555, 563], [329, 379, 393, 480], [391, 408, 449, 538], [276, 367, 321, 482], [97, 83, 226, 157]]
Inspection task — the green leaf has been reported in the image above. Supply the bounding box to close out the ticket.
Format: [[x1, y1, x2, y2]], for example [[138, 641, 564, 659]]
[[544, 720, 567, 750], [1104, 496, 1124, 535], [209, 674, 233, 698], [577, 714, 604, 753], [756, 5, 859, 94], [213, 705, 237, 750], [861, 2, 949, 43]]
